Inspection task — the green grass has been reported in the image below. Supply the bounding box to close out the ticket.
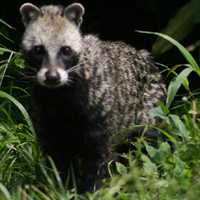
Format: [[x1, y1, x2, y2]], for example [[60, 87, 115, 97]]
[[0, 24, 200, 199]]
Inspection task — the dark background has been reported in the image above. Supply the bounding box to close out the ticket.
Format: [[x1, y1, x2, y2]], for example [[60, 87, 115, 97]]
[[0, 0, 191, 49]]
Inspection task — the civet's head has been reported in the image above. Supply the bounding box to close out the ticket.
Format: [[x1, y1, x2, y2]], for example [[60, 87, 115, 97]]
[[20, 3, 85, 88]]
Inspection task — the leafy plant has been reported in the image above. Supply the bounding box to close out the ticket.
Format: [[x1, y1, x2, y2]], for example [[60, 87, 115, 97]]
[[152, 0, 200, 56], [0, 15, 200, 200]]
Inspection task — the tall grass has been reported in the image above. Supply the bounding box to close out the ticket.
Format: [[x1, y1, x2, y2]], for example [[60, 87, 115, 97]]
[[0, 22, 200, 199]]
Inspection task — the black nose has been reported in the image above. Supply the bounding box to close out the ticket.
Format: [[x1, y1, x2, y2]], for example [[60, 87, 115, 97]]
[[45, 70, 60, 85]]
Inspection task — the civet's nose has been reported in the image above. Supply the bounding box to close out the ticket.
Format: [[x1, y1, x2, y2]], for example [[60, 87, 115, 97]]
[[45, 70, 60, 85]]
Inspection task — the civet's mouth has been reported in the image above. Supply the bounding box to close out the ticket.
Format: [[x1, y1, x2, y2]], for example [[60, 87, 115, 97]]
[[37, 68, 69, 88]]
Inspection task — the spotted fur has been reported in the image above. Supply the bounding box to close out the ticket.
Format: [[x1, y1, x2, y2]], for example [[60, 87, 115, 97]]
[[20, 3, 166, 191]]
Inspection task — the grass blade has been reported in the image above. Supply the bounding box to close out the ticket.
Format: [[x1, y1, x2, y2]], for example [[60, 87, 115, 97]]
[[0, 91, 35, 134], [0, 51, 14, 88], [137, 30, 200, 77], [0, 183, 11, 200], [0, 19, 14, 29], [166, 67, 192, 107]]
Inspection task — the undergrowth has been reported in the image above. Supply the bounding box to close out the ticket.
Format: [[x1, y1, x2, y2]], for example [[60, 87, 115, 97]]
[[0, 21, 200, 200]]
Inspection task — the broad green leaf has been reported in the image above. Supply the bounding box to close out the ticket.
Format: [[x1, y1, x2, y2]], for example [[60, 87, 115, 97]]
[[149, 102, 169, 121], [13, 56, 25, 69], [144, 142, 157, 158], [174, 157, 189, 177], [159, 142, 171, 154], [116, 162, 127, 175], [166, 68, 192, 107], [141, 154, 157, 176], [152, 2, 194, 56], [149, 142, 171, 164], [0, 91, 35, 134], [169, 114, 190, 139]]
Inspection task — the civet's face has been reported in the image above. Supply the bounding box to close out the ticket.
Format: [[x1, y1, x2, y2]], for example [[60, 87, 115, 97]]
[[20, 3, 85, 88]]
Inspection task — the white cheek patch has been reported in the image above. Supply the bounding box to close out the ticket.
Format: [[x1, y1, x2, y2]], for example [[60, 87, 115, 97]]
[[57, 68, 69, 85], [37, 68, 48, 86]]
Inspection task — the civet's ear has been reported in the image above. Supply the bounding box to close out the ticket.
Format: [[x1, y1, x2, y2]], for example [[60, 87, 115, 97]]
[[64, 3, 85, 27], [20, 3, 41, 26]]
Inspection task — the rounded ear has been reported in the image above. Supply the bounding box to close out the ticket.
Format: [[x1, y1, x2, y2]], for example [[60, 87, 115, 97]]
[[64, 3, 85, 27], [20, 3, 41, 26]]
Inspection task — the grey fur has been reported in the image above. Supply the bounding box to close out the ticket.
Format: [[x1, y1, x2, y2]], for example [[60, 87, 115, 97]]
[[20, 3, 166, 191]]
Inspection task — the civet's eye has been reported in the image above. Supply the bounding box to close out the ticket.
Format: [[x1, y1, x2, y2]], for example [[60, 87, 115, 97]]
[[60, 46, 72, 57], [32, 45, 45, 55]]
